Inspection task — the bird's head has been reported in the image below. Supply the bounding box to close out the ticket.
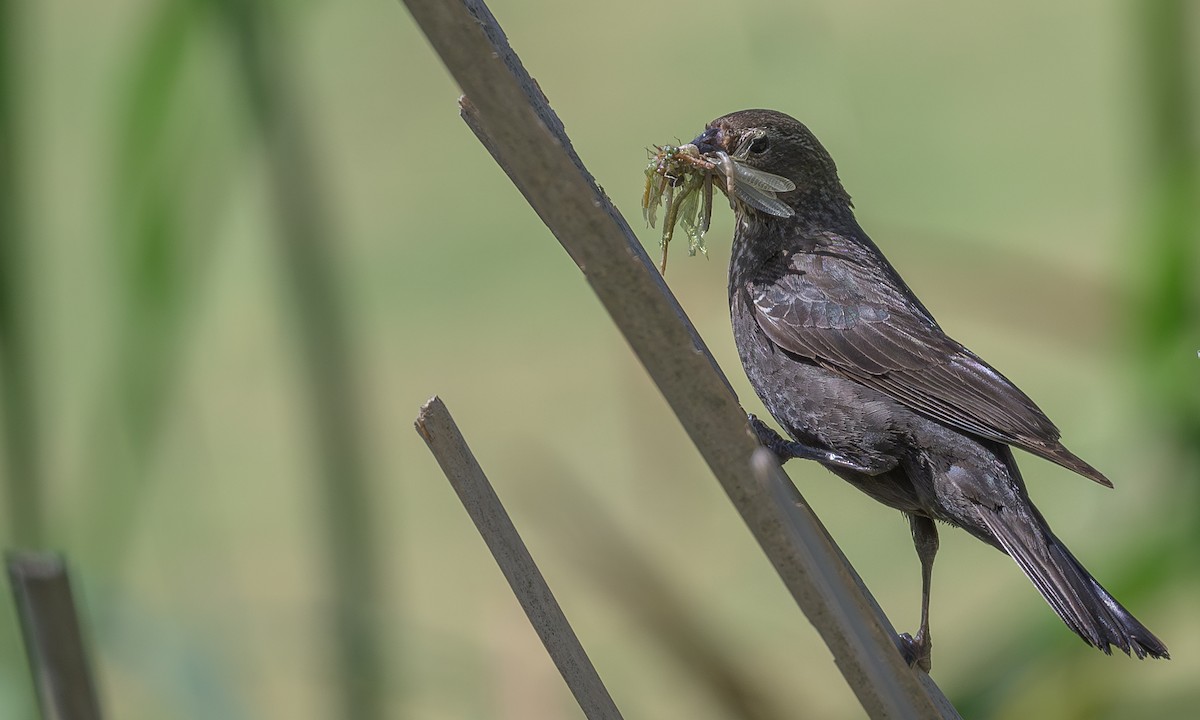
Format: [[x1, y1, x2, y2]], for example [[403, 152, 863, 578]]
[[691, 109, 852, 217]]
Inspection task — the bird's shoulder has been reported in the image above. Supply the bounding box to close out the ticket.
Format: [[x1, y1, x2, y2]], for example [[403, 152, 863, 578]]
[[746, 230, 938, 342]]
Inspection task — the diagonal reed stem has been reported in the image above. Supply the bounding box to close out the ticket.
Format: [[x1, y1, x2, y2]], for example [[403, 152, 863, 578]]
[[401, 0, 959, 716], [7, 552, 104, 720], [415, 396, 624, 720]]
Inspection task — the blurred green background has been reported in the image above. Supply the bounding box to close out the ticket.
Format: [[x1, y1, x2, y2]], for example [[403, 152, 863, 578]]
[[1, 0, 1196, 717]]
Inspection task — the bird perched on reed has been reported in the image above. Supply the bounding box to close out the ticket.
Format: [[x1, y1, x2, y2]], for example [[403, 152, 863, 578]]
[[690, 108, 1168, 671]]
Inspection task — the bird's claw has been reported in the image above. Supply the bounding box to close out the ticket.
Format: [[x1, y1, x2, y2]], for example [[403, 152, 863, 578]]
[[748, 414, 873, 473], [897, 632, 932, 673]]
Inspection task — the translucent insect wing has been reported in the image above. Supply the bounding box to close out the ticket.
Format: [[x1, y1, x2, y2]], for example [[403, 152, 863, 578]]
[[732, 181, 794, 218], [731, 161, 796, 193]]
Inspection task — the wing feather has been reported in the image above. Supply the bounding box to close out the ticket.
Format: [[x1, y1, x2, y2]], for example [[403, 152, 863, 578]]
[[749, 246, 1112, 486]]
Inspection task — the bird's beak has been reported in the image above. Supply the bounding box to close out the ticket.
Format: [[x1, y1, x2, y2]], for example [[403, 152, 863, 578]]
[[691, 126, 727, 155]]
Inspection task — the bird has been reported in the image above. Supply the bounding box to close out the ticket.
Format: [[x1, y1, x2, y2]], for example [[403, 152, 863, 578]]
[[689, 108, 1168, 671]]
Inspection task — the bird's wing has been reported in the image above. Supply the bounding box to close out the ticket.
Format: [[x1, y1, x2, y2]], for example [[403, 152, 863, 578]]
[[748, 248, 1112, 486]]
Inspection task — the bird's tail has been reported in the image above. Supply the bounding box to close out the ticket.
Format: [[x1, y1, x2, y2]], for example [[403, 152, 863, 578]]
[[976, 509, 1169, 659]]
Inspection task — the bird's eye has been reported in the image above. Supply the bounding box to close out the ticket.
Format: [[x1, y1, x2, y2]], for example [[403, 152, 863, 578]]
[[749, 135, 770, 154]]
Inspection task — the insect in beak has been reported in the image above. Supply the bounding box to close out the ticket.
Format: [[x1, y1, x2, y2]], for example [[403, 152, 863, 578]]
[[642, 132, 796, 274]]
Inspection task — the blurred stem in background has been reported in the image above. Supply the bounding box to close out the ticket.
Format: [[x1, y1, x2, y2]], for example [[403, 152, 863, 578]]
[[84, 0, 230, 574], [215, 1, 385, 718], [1132, 0, 1199, 489], [526, 456, 794, 720], [1, 1, 44, 716], [0, 0, 44, 550]]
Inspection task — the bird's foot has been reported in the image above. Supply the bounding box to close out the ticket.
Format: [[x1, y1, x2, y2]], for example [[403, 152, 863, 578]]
[[897, 632, 932, 673], [747, 414, 873, 473]]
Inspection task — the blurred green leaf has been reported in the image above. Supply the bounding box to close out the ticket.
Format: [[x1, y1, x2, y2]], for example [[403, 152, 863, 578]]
[[82, 0, 239, 569], [117, 0, 203, 195], [1131, 0, 1200, 450], [0, 0, 42, 550]]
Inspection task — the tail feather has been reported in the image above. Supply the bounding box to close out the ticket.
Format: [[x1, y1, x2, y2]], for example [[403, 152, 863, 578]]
[[976, 509, 1169, 659]]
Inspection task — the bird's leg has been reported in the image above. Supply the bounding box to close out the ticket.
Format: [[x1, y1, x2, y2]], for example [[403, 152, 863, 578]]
[[898, 514, 938, 673], [747, 414, 874, 473]]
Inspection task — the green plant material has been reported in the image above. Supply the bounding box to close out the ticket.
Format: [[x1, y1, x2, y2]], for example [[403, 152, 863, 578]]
[[81, 0, 238, 573], [642, 142, 795, 274], [1131, 0, 1200, 464], [0, 0, 43, 551], [643, 144, 714, 273], [0, 2, 44, 716]]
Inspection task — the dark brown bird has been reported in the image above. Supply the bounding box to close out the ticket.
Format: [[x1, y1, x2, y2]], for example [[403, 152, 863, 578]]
[[692, 108, 1168, 670]]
